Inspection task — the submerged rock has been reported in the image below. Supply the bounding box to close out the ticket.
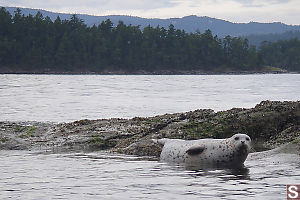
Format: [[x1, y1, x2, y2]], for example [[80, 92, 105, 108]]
[[0, 100, 299, 156]]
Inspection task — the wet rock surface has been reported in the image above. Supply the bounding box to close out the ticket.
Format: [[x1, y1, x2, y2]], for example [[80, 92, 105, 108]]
[[1, 100, 300, 156]]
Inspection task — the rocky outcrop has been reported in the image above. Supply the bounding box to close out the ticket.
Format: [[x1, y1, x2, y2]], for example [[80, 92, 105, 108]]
[[1, 101, 299, 156]]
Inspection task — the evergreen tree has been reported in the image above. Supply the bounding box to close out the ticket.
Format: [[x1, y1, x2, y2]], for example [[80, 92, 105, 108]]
[[2, 7, 288, 73]]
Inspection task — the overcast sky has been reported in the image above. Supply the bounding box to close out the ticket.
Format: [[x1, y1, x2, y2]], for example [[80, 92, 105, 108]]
[[1, 0, 299, 25]]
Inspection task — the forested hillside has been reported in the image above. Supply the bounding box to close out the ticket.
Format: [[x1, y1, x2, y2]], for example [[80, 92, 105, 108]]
[[5, 7, 300, 37], [259, 39, 300, 71], [247, 31, 300, 47], [0, 8, 299, 73]]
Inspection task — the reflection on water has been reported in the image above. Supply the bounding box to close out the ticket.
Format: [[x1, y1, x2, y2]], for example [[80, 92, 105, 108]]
[[0, 150, 299, 200], [186, 166, 250, 181]]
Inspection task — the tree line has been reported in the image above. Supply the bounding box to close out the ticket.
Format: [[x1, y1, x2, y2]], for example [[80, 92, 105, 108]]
[[259, 39, 300, 71], [0, 7, 299, 73]]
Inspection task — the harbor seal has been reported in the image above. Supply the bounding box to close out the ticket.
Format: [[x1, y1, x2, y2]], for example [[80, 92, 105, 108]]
[[155, 133, 251, 167]]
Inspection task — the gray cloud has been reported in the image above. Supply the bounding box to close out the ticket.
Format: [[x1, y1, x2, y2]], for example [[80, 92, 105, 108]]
[[232, 0, 291, 7], [1, 0, 177, 11], [1, 0, 299, 24]]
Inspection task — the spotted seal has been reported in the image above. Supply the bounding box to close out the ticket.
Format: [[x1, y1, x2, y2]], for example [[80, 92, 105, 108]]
[[155, 133, 251, 167]]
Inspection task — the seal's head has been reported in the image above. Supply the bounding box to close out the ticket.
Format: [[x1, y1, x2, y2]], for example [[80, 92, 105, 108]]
[[230, 133, 251, 155]]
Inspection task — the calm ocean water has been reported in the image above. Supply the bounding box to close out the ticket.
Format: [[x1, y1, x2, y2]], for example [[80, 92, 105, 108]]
[[0, 150, 300, 200], [1, 74, 300, 199], [1, 74, 300, 122]]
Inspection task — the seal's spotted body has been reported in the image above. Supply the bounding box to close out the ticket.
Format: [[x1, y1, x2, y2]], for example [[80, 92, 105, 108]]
[[157, 134, 251, 167]]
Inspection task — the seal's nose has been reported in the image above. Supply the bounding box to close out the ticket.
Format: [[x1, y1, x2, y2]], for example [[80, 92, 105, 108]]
[[241, 141, 245, 144]]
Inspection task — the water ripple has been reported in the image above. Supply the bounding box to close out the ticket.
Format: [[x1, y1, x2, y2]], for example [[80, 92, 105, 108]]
[[1, 74, 300, 122], [0, 150, 299, 200]]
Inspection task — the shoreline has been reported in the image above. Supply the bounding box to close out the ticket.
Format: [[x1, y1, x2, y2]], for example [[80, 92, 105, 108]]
[[1, 100, 299, 156], [1, 72, 297, 76], [0, 67, 295, 76]]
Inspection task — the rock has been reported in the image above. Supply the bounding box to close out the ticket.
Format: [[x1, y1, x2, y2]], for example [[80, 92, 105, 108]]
[[120, 138, 162, 157], [0, 101, 299, 157], [248, 138, 300, 161]]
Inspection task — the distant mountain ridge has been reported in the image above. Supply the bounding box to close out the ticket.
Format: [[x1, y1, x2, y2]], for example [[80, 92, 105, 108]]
[[4, 6, 300, 37]]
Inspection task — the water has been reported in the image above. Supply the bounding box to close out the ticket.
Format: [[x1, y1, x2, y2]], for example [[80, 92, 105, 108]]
[[0, 74, 300, 122], [0, 150, 299, 200], [1, 74, 300, 199]]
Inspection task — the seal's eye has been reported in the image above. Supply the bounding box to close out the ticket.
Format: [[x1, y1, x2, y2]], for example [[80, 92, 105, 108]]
[[234, 137, 239, 141], [246, 137, 250, 141]]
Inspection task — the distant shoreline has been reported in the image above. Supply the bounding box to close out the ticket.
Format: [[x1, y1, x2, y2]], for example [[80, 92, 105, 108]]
[[0, 69, 295, 75]]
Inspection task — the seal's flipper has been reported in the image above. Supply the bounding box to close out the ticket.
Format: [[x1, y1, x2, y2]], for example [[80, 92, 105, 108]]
[[186, 146, 205, 155], [152, 138, 168, 147]]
